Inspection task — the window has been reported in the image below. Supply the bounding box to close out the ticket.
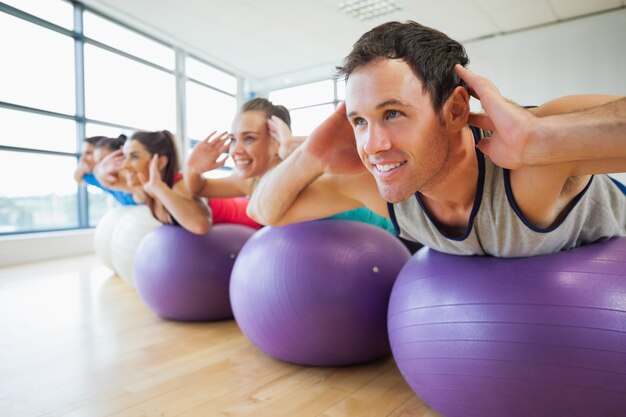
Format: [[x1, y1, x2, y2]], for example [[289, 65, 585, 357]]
[[85, 122, 134, 140], [186, 81, 237, 140], [269, 80, 334, 109], [269, 79, 342, 136], [0, 11, 75, 114], [186, 57, 237, 95], [88, 188, 118, 227], [0, 108, 76, 153], [1, 0, 73, 29], [0, 3, 240, 236], [185, 57, 238, 176], [84, 44, 176, 131], [83, 11, 174, 70], [336, 78, 346, 101], [289, 104, 335, 136], [0, 151, 78, 233]]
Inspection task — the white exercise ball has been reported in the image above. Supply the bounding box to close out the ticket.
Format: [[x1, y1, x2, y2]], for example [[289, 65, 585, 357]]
[[110, 205, 161, 286], [93, 205, 128, 271]]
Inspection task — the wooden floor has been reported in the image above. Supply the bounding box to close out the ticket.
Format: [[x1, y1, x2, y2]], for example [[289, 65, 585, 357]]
[[0, 255, 441, 417]]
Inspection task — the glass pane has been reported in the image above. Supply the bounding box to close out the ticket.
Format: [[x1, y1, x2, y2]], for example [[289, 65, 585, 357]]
[[0, 151, 78, 233], [0, 12, 75, 114], [88, 188, 118, 227], [186, 57, 237, 95], [83, 11, 174, 70], [186, 81, 237, 140], [2, 0, 73, 30], [336, 78, 346, 101], [85, 123, 134, 140], [289, 104, 334, 136], [84, 44, 176, 132], [0, 108, 76, 153], [269, 80, 334, 109]]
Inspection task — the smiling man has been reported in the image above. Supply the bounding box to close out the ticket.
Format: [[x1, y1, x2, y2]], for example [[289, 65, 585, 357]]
[[248, 20, 626, 257]]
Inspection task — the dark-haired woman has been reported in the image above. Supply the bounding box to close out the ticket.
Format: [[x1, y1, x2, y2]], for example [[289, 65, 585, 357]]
[[119, 130, 212, 234]]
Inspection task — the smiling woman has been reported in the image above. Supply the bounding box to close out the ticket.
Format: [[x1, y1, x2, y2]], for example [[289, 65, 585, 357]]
[[117, 130, 212, 235], [184, 98, 294, 200], [228, 98, 289, 179]]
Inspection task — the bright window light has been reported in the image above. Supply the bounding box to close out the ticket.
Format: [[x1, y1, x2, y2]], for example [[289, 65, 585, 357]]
[[84, 44, 176, 132], [0, 12, 75, 114], [83, 11, 174, 70], [290, 104, 335, 136], [2, 0, 73, 29], [186, 57, 237, 95], [186, 81, 237, 141], [0, 108, 76, 153], [269, 80, 334, 109]]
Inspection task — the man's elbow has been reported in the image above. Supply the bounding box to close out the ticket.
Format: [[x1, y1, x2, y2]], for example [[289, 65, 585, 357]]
[[246, 203, 264, 225]]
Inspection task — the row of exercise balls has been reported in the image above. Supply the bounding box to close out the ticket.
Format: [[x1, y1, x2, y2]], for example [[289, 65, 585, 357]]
[[94, 209, 412, 366], [136, 220, 411, 365], [93, 205, 256, 320]]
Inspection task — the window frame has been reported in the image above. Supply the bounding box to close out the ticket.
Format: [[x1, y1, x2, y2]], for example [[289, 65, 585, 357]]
[[0, 1, 239, 236]]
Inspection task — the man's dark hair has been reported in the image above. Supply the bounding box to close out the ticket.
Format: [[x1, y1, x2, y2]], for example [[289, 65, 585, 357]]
[[337, 21, 469, 115], [242, 98, 291, 129]]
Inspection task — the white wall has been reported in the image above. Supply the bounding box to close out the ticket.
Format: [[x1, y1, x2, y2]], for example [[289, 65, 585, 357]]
[[0, 229, 95, 267], [464, 9, 626, 106]]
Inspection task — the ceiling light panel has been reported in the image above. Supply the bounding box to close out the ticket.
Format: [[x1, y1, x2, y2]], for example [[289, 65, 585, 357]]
[[338, 0, 403, 21]]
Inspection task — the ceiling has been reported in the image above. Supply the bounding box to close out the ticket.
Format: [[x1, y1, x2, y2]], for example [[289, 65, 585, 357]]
[[80, 0, 625, 91]]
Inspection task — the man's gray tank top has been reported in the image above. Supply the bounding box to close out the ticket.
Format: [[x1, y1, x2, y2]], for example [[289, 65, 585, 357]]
[[387, 126, 626, 257]]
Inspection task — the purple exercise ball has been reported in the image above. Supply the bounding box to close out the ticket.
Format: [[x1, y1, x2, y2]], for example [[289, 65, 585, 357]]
[[388, 237, 626, 417], [230, 220, 411, 366], [134, 224, 257, 321]]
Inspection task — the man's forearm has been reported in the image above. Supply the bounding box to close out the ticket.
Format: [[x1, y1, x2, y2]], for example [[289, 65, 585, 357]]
[[248, 146, 324, 225], [529, 97, 626, 165]]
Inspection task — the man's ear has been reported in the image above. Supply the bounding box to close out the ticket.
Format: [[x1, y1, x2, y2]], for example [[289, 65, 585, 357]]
[[443, 86, 470, 132]]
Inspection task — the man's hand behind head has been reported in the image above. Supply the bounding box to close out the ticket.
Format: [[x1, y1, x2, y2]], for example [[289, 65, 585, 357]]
[[303, 102, 365, 175]]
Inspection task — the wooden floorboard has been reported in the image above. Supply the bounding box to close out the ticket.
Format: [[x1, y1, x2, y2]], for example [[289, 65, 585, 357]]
[[0, 255, 441, 417]]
